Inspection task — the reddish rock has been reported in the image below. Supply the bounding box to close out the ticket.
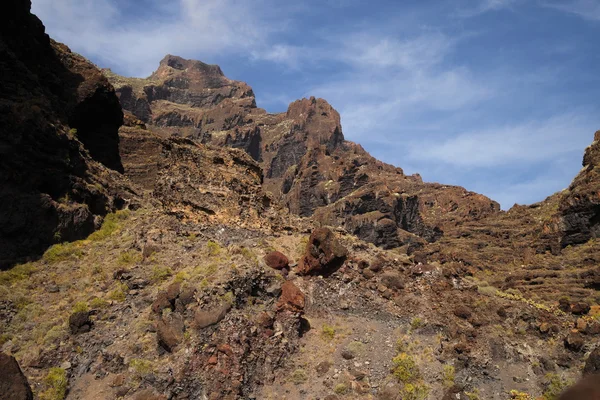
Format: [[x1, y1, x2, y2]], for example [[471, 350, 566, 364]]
[[571, 302, 591, 315], [152, 291, 172, 314], [0, 353, 33, 400], [297, 228, 348, 275], [276, 281, 305, 313], [207, 355, 218, 365], [264, 251, 289, 270], [217, 344, 234, 357]]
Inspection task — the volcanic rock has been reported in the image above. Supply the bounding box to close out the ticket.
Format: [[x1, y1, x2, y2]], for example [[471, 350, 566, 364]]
[[297, 228, 347, 275], [0, 353, 33, 400], [264, 251, 289, 270]]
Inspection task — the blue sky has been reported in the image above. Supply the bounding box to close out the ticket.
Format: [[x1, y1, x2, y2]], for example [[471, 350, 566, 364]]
[[32, 0, 600, 209]]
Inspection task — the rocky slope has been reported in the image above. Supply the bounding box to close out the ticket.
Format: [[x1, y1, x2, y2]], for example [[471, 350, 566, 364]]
[[1, 1, 599, 399], [104, 57, 500, 250], [0, 0, 134, 268]]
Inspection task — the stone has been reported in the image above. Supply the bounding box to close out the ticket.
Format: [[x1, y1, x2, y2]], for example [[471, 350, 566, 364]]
[[316, 361, 332, 376], [69, 311, 92, 334], [571, 302, 591, 315], [380, 271, 405, 290], [297, 228, 348, 275], [157, 312, 185, 352], [152, 291, 172, 314], [558, 374, 600, 400], [341, 350, 355, 360], [194, 303, 231, 329], [583, 347, 600, 375], [564, 332, 585, 352], [264, 251, 289, 270], [276, 281, 305, 313], [454, 305, 472, 320], [0, 353, 33, 400]]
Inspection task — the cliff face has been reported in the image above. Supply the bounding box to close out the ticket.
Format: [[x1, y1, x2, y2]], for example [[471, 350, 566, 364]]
[[0, 0, 129, 267], [105, 57, 500, 249]]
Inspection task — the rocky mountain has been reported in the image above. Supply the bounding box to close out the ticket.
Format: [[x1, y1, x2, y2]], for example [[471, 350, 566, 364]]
[[104, 56, 500, 250], [1, 1, 600, 399]]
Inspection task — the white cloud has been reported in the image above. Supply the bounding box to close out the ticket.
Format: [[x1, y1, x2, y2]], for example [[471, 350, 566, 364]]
[[31, 0, 280, 77], [455, 0, 522, 17], [542, 0, 600, 21], [406, 112, 597, 168]]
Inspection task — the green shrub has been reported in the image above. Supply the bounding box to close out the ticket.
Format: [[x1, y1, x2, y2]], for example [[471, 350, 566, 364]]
[[117, 250, 141, 266], [443, 365, 455, 387], [321, 324, 335, 340], [72, 301, 89, 313], [334, 383, 348, 394], [290, 369, 307, 384], [392, 352, 419, 383], [108, 283, 128, 302], [90, 297, 109, 309], [129, 358, 154, 379], [151, 266, 173, 282], [402, 382, 430, 400], [207, 240, 222, 257], [410, 317, 424, 330], [543, 373, 572, 400], [40, 368, 67, 400]]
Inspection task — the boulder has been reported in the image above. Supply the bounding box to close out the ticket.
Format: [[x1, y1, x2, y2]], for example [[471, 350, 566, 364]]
[[0, 353, 33, 400], [69, 311, 92, 334], [571, 303, 591, 315], [264, 251, 289, 270], [454, 305, 472, 320], [559, 374, 600, 400], [380, 271, 405, 290], [157, 312, 185, 352], [583, 347, 600, 375], [194, 303, 231, 329], [276, 281, 305, 313], [564, 332, 585, 352], [297, 228, 347, 275]]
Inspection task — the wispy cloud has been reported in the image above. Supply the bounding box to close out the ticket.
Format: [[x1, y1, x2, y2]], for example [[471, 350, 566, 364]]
[[32, 0, 283, 76], [455, 0, 522, 17], [542, 0, 600, 21], [406, 112, 596, 168]]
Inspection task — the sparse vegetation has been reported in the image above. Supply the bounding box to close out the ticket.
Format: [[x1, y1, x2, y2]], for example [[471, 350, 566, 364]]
[[87, 210, 130, 241], [0, 262, 37, 285], [403, 382, 430, 400], [392, 352, 420, 383], [90, 297, 109, 309], [334, 383, 348, 395], [40, 367, 67, 400], [290, 369, 307, 384], [72, 301, 89, 313], [207, 240, 222, 257], [510, 390, 533, 400], [410, 317, 424, 330], [108, 282, 128, 302], [443, 365, 455, 387], [117, 250, 141, 265], [152, 265, 173, 282], [321, 324, 335, 340], [43, 242, 84, 264], [543, 373, 572, 400]]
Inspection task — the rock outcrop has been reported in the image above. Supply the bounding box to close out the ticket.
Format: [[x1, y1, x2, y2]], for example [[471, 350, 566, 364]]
[[0, 0, 130, 267], [105, 57, 500, 249], [0, 353, 33, 400]]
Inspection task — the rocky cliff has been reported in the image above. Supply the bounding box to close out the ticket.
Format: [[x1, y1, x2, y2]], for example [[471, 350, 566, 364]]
[[105, 56, 500, 250], [0, 0, 133, 268]]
